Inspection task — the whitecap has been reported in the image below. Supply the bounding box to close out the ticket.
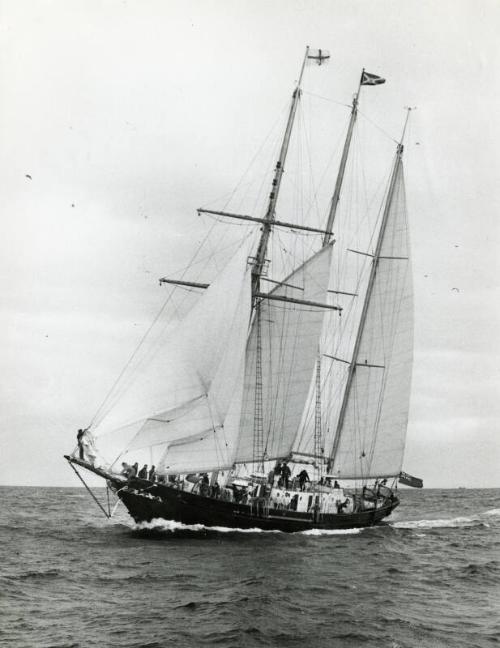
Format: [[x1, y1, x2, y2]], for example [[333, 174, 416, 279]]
[[300, 527, 363, 536], [482, 508, 500, 517], [392, 516, 483, 529], [134, 518, 281, 534]]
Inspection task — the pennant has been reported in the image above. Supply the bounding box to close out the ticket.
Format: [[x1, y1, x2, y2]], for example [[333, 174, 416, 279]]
[[307, 49, 330, 66], [399, 471, 423, 488], [361, 71, 386, 86]]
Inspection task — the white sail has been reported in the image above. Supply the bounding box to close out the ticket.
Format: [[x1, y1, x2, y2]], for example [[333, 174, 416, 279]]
[[92, 243, 252, 466], [330, 161, 413, 479], [156, 270, 251, 473], [235, 243, 334, 463]]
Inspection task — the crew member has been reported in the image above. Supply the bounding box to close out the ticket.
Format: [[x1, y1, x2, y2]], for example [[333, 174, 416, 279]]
[[76, 429, 85, 460], [281, 463, 291, 489], [298, 469, 310, 491]]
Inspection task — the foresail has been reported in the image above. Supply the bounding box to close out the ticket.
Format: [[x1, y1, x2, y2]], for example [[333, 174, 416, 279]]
[[92, 242, 252, 467], [156, 269, 251, 474], [330, 161, 413, 479], [235, 244, 333, 463]]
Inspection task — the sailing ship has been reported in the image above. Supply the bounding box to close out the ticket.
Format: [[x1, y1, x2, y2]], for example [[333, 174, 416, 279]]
[[65, 47, 423, 531]]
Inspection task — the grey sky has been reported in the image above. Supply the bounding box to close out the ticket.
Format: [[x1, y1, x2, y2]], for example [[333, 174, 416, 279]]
[[1, 0, 499, 487]]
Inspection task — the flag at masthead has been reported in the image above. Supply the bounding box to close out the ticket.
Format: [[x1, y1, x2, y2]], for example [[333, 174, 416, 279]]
[[361, 71, 385, 85]]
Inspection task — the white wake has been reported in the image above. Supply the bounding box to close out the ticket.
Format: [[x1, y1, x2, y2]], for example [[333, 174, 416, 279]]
[[134, 518, 363, 535]]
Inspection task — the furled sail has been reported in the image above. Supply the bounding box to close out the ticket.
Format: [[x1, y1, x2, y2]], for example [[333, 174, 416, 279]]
[[235, 243, 334, 463], [329, 159, 413, 479], [92, 243, 252, 469]]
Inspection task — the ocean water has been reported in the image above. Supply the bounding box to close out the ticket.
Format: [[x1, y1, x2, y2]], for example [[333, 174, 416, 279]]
[[1, 487, 499, 648]]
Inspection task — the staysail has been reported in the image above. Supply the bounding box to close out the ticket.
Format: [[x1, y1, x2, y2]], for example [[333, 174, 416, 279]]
[[235, 243, 334, 464], [329, 155, 413, 479], [92, 243, 252, 469]]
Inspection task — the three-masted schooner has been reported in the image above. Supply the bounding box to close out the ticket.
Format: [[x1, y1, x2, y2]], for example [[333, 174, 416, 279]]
[[65, 47, 423, 532]]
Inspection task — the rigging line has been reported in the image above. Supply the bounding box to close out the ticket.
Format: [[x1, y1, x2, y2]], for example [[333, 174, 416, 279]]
[[302, 90, 351, 108], [198, 178, 262, 211], [166, 229, 254, 278], [222, 99, 290, 212], [299, 99, 322, 230], [89, 211, 224, 429], [357, 109, 398, 144]]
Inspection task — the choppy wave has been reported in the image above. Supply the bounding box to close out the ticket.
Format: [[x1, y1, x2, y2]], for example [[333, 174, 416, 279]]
[[391, 508, 499, 530], [2, 486, 500, 648], [482, 507, 500, 517]]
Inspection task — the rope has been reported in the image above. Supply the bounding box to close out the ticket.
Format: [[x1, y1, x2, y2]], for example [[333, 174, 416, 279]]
[[66, 459, 110, 519]]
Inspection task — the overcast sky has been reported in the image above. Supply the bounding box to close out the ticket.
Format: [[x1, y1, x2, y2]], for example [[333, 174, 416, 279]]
[[1, 0, 499, 488]]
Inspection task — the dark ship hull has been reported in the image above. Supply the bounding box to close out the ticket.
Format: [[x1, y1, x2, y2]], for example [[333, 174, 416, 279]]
[[65, 457, 398, 532], [118, 483, 399, 532]]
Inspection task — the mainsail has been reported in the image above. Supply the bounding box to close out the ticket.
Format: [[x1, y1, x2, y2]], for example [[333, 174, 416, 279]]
[[329, 154, 413, 479], [235, 243, 334, 463]]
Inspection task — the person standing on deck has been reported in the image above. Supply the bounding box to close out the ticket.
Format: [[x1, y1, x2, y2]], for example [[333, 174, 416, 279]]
[[281, 463, 291, 489], [148, 465, 156, 482], [138, 464, 148, 479], [298, 469, 310, 491]]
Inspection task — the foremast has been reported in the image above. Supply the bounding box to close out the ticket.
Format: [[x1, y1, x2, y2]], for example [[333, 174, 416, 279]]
[[328, 109, 412, 474], [251, 46, 315, 470], [251, 47, 310, 295]]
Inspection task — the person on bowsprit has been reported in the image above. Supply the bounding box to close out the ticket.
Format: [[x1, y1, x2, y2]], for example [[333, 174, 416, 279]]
[[76, 429, 85, 460], [148, 465, 156, 482], [76, 428, 97, 465], [138, 464, 148, 479], [298, 469, 311, 491]]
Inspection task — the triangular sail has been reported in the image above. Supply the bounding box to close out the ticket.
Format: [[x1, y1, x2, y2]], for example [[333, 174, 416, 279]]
[[235, 244, 333, 464], [92, 243, 252, 467], [330, 159, 413, 479]]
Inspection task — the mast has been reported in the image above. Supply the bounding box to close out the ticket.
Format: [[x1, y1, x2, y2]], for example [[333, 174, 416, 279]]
[[322, 70, 364, 246], [251, 47, 309, 470], [329, 110, 411, 470], [251, 47, 310, 295]]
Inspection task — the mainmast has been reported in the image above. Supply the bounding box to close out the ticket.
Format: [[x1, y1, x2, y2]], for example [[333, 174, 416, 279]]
[[323, 69, 386, 246], [328, 109, 411, 471], [322, 70, 363, 246]]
